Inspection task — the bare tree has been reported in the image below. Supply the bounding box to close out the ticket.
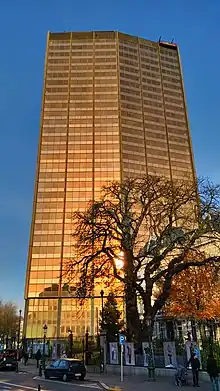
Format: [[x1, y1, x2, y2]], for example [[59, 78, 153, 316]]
[[64, 176, 220, 341], [0, 301, 18, 347]]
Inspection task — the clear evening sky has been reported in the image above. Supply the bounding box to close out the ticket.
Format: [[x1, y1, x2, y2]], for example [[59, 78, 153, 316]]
[[0, 0, 219, 309]]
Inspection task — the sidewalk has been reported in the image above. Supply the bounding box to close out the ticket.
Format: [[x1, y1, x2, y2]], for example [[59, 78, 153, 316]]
[[18, 361, 212, 391], [18, 360, 39, 375], [88, 373, 211, 391]]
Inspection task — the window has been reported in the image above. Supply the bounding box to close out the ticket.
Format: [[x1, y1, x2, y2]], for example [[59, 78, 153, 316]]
[[59, 360, 69, 368], [52, 360, 60, 368]]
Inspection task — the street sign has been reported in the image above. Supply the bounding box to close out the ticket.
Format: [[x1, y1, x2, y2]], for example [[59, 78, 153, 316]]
[[119, 335, 125, 382], [119, 334, 125, 345]]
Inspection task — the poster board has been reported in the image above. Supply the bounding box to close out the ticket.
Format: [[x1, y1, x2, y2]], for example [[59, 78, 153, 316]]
[[52, 343, 57, 360], [109, 342, 119, 364], [142, 342, 154, 367], [163, 341, 177, 368], [124, 342, 135, 365]]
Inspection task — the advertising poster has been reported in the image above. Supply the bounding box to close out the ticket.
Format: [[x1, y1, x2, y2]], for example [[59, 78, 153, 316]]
[[109, 342, 119, 364], [142, 342, 154, 367], [163, 341, 177, 368], [124, 342, 135, 366], [52, 343, 57, 360]]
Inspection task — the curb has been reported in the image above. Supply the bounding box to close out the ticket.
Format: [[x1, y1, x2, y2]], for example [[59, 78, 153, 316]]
[[98, 383, 122, 391], [99, 382, 110, 390]]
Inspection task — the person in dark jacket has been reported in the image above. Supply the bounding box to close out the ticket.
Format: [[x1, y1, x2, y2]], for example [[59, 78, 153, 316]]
[[35, 349, 42, 369], [188, 353, 200, 387], [23, 351, 29, 366], [207, 353, 219, 391]]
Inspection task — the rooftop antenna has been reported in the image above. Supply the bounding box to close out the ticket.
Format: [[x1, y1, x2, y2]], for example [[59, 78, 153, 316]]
[[170, 38, 174, 43], [158, 36, 162, 43]]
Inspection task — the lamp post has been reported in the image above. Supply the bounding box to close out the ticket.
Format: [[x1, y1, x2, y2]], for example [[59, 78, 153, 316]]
[[85, 329, 89, 365], [100, 290, 105, 373], [146, 318, 155, 382], [16, 310, 22, 373], [42, 324, 47, 369], [100, 290, 104, 329], [68, 329, 73, 358]]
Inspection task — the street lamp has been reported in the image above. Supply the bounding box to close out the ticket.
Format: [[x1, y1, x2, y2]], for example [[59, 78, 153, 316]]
[[68, 329, 73, 358], [42, 324, 47, 369], [16, 310, 22, 373], [145, 318, 155, 381], [100, 290, 105, 373], [100, 290, 104, 329]]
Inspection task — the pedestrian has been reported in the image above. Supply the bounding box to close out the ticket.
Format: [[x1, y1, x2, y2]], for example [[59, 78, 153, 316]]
[[188, 352, 200, 387], [24, 351, 29, 366], [35, 349, 42, 369], [207, 353, 219, 391], [61, 351, 67, 358]]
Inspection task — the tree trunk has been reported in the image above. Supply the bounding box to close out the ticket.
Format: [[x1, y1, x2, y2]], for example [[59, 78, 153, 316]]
[[137, 277, 154, 342], [125, 285, 141, 341], [124, 250, 141, 341], [191, 319, 197, 341], [198, 321, 206, 348], [141, 313, 154, 342], [208, 320, 214, 345]]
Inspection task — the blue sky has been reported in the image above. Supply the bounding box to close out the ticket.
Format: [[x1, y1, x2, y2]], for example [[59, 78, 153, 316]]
[[0, 0, 219, 309]]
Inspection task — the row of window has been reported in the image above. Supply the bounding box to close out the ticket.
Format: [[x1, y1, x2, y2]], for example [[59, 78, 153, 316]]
[[44, 80, 181, 94], [39, 152, 120, 161], [47, 64, 117, 72], [39, 127, 188, 143], [47, 46, 175, 61], [47, 71, 118, 79], [49, 42, 116, 48], [160, 55, 178, 64], [38, 144, 190, 159], [48, 57, 117, 65], [160, 48, 178, 58], [44, 109, 119, 117]]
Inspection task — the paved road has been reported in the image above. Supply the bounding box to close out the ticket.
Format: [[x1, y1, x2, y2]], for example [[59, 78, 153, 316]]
[[0, 370, 212, 391], [0, 372, 102, 391]]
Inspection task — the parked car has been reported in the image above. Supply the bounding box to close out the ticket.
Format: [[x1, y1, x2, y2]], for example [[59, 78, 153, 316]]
[[44, 358, 86, 382], [0, 349, 17, 360], [0, 356, 17, 371]]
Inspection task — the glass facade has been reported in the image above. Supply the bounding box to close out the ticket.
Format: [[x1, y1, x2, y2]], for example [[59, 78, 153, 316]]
[[24, 31, 195, 340]]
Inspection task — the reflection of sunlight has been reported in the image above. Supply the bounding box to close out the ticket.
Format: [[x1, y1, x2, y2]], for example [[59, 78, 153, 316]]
[[115, 251, 124, 269]]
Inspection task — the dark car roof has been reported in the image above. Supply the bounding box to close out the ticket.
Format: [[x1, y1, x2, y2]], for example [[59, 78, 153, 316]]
[[4, 349, 16, 353]]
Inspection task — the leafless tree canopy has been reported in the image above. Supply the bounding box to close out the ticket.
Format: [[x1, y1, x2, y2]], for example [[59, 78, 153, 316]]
[[0, 300, 19, 338], [64, 176, 220, 339]]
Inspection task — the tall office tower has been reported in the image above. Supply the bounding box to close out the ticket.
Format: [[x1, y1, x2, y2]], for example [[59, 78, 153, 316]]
[[24, 31, 196, 341]]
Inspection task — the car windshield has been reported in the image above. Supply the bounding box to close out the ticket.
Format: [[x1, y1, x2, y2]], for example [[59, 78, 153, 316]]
[[51, 360, 60, 368]]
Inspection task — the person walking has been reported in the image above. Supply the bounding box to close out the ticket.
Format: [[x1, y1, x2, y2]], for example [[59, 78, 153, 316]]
[[188, 353, 200, 387], [207, 353, 219, 391], [23, 351, 29, 366], [35, 349, 42, 369]]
